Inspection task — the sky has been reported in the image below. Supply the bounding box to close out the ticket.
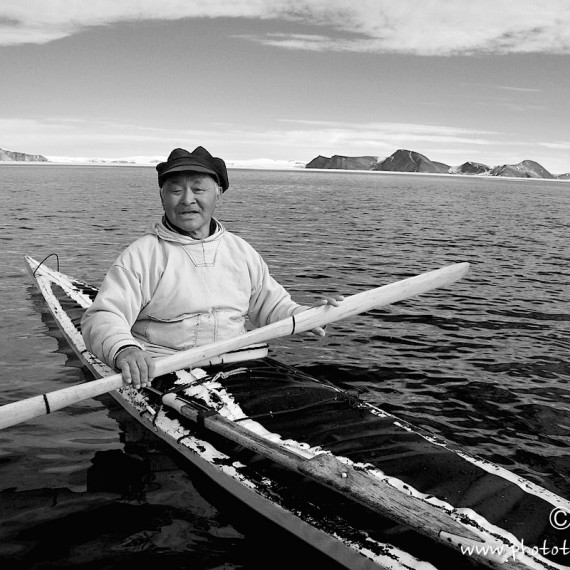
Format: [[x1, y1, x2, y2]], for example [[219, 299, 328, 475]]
[[1, 0, 570, 173]]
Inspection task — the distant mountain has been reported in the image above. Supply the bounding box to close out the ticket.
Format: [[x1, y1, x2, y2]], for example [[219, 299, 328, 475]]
[[373, 149, 450, 174], [450, 161, 491, 175], [0, 147, 48, 162], [305, 155, 379, 170], [489, 160, 555, 179]]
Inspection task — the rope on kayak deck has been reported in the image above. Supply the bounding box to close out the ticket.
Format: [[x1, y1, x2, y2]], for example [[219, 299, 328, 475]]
[[33, 253, 60, 275]]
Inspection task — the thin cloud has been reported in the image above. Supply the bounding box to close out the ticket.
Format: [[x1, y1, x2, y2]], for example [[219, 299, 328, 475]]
[[1, 0, 570, 55], [539, 141, 570, 150], [274, 120, 498, 153], [282, 119, 497, 136], [496, 86, 542, 93]]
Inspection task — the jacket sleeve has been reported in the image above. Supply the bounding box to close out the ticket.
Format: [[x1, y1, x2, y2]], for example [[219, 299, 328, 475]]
[[81, 263, 145, 367], [247, 254, 306, 328]]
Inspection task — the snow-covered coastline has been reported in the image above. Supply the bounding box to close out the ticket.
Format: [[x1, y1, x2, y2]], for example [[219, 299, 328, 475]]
[[41, 156, 306, 170]]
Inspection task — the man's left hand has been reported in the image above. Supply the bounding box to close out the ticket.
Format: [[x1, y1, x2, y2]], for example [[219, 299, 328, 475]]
[[309, 294, 344, 337]]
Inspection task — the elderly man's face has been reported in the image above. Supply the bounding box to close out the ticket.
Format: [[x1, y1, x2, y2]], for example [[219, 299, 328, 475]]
[[160, 173, 221, 239]]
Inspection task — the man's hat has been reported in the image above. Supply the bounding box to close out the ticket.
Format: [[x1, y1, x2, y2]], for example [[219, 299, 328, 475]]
[[156, 146, 229, 191]]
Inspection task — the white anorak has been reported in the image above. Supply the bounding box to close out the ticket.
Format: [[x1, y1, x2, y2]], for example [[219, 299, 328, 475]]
[[81, 219, 304, 366]]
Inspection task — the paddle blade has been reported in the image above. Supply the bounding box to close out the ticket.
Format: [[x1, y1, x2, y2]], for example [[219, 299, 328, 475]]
[[291, 261, 470, 334]]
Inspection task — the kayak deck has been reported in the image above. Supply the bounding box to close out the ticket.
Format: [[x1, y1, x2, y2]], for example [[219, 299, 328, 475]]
[[210, 359, 559, 545]]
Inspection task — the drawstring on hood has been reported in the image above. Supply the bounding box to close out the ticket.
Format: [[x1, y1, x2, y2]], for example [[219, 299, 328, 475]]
[[148, 217, 225, 245]]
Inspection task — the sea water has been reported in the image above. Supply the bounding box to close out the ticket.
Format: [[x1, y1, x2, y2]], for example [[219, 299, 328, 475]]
[[0, 164, 569, 568]]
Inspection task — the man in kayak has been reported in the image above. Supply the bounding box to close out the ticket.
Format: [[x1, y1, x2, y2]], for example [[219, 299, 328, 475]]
[[81, 146, 342, 390]]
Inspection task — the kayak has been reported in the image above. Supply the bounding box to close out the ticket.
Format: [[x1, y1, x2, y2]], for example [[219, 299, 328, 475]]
[[20, 255, 570, 570]]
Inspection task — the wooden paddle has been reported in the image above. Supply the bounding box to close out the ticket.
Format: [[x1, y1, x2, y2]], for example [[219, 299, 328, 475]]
[[0, 262, 469, 430]]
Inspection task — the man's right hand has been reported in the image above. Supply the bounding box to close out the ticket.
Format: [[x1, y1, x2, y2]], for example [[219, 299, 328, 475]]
[[115, 347, 156, 389]]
